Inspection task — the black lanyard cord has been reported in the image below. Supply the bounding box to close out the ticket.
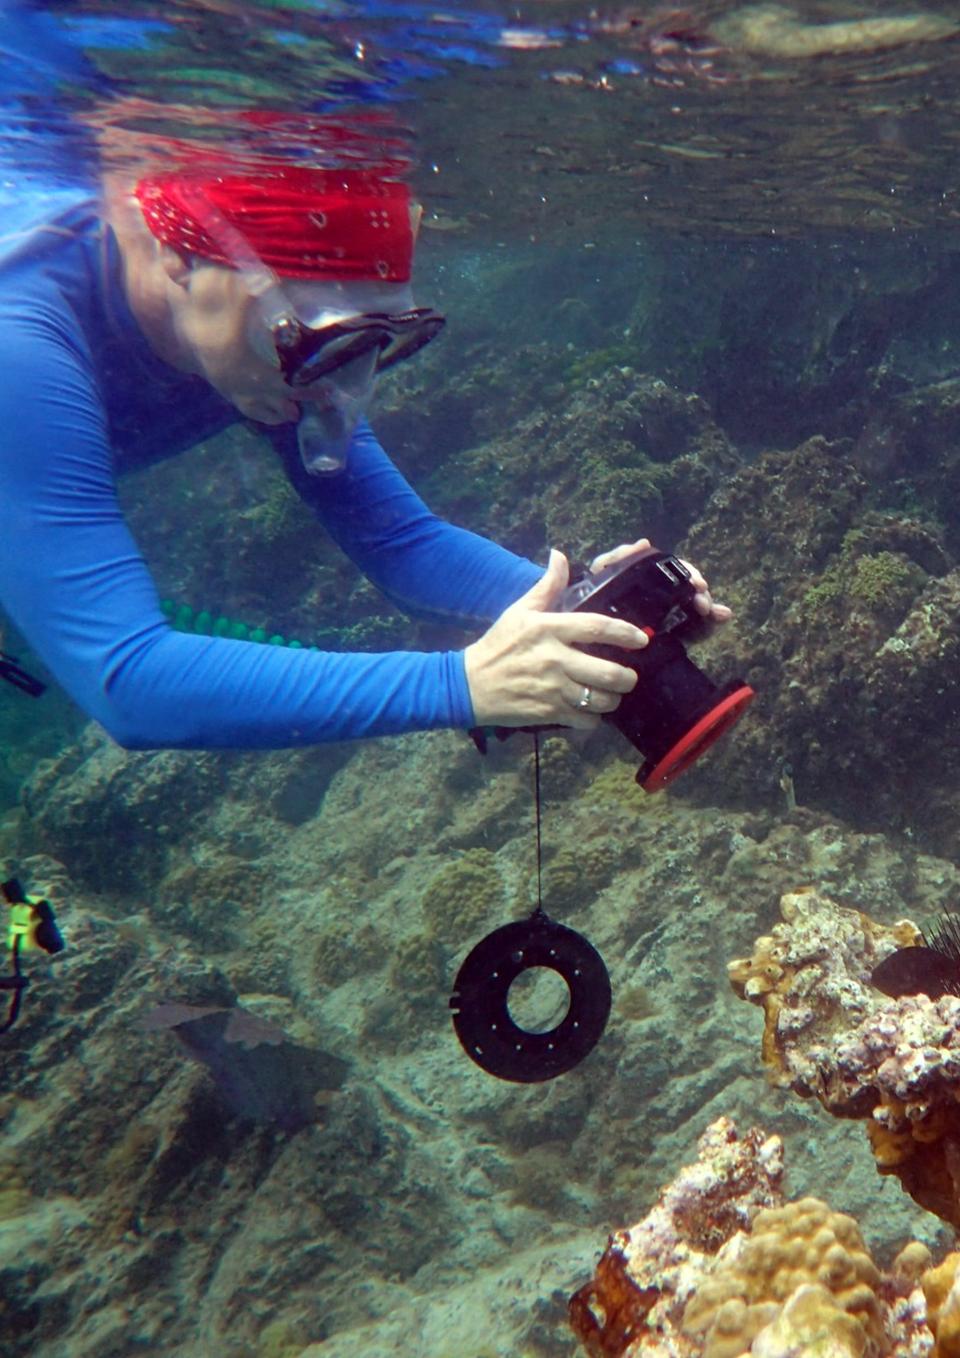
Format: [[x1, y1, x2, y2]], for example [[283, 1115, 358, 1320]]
[[533, 731, 544, 916]]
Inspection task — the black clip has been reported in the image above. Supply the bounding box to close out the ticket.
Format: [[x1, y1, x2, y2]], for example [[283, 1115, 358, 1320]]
[[0, 651, 45, 698]]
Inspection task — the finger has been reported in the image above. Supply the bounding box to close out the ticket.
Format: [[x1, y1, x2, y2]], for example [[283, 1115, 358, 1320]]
[[588, 538, 652, 575], [678, 558, 708, 592], [520, 549, 570, 613], [554, 705, 604, 731], [564, 655, 638, 696], [564, 683, 623, 715], [691, 590, 733, 620], [550, 611, 650, 651]]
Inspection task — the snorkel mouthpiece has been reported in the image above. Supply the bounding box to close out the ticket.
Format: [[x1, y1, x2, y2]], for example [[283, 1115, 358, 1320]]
[[295, 346, 379, 475], [297, 405, 354, 475]]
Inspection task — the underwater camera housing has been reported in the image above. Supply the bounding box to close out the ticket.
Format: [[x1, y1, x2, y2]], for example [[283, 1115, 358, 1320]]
[[452, 548, 754, 1084], [561, 548, 754, 790]]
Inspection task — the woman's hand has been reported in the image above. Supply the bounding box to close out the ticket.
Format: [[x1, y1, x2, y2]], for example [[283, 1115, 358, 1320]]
[[589, 537, 732, 624], [464, 549, 649, 729]]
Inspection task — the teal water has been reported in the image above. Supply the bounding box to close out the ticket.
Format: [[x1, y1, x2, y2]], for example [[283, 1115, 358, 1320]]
[[3, 3, 960, 1356]]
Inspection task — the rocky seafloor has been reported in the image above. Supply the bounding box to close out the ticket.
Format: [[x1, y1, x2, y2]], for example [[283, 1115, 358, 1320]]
[[5, 238, 960, 1355], [2, 723, 959, 1358]]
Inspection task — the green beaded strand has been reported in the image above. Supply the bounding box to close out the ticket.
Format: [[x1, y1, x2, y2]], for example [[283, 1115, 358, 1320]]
[[160, 600, 316, 651]]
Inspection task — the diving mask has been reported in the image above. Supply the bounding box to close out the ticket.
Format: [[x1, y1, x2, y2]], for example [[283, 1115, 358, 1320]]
[[271, 306, 445, 389], [278, 306, 444, 475], [250, 282, 445, 474]]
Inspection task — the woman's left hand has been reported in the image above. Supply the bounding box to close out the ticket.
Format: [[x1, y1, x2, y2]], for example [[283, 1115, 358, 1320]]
[[588, 537, 733, 623]]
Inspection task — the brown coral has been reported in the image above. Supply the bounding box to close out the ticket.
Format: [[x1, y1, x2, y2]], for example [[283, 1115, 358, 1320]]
[[570, 1117, 785, 1357], [729, 886, 960, 1227], [681, 1199, 883, 1358], [569, 1117, 936, 1358], [918, 1251, 960, 1358]]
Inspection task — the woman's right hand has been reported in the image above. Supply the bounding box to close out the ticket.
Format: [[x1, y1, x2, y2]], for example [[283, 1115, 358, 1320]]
[[463, 549, 650, 729]]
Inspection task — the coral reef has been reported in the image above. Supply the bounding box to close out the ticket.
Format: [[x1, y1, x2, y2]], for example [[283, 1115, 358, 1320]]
[[14, 202, 960, 1358], [800, 543, 927, 624], [730, 885, 960, 1228], [681, 1199, 886, 1358], [401, 367, 741, 563], [569, 1116, 935, 1358], [420, 847, 506, 943], [572, 1118, 786, 1332], [17, 728, 229, 891], [678, 431, 960, 852], [98, 243, 960, 873], [921, 1251, 960, 1358]]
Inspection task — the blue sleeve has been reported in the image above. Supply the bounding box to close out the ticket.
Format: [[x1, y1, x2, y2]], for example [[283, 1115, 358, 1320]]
[[0, 315, 477, 750], [275, 419, 544, 626]]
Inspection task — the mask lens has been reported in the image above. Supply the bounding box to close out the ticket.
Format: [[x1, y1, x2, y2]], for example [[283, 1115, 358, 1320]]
[[272, 308, 445, 388], [328, 347, 379, 396], [376, 312, 446, 369], [291, 327, 384, 386]]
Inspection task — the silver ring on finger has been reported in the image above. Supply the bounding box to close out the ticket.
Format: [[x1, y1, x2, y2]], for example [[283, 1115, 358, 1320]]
[[575, 685, 594, 711]]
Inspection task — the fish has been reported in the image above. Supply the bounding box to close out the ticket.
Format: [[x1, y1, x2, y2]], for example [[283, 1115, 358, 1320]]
[[139, 1002, 350, 1133], [871, 913, 960, 1000]]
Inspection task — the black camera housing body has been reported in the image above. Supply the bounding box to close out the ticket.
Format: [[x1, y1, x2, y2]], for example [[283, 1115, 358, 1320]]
[[561, 548, 754, 790]]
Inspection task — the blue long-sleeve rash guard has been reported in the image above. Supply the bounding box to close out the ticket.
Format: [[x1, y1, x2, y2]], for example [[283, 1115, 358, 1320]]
[[0, 203, 542, 749]]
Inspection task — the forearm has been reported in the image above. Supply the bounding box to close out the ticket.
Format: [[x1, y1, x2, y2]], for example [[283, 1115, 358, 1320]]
[[92, 627, 475, 749], [339, 515, 545, 627], [0, 420, 476, 748], [0, 507, 476, 747]]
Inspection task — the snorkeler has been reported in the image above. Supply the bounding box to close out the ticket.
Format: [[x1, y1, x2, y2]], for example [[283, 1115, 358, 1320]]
[[0, 155, 729, 751]]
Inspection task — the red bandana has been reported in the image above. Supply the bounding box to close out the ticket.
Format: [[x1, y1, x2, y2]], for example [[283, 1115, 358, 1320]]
[[134, 166, 415, 282]]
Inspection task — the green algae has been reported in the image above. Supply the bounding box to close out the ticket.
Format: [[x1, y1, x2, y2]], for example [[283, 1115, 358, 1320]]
[[802, 545, 924, 619], [542, 842, 615, 914], [421, 849, 505, 943], [257, 1318, 308, 1358], [582, 761, 661, 813], [801, 570, 846, 614], [389, 931, 448, 1005], [851, 551, 919, 606], [0, 1160, 31, 1220], [565, 344, 637, 387]]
